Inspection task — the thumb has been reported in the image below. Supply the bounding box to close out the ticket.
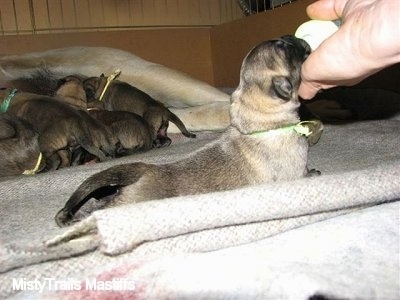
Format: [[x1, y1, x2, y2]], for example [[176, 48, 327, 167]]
[[306, 0, 347, 20]]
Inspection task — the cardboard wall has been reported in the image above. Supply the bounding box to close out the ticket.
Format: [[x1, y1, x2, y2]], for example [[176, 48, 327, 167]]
[[0, 0, 242, 34], [210, 0, 314, 87]]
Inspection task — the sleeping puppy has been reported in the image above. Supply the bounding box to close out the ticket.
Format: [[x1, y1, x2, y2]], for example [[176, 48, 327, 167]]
[[87, 110, 154, 156], [1, 89, 117, 170], [83, 76, 196, 147], [4, 68, 88, 110], [55, 35, 321, 227], [54, 75, 88, 110], [0, 113, 44, 178]]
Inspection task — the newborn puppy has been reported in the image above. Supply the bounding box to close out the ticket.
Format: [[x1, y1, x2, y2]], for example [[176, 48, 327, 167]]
[[54, 75, 88, 110], [0, 113, 44, 177], [56, 36, 321, 227], [83, 76, 196, 146], [1, 88, 117, 170], [87, 110, 154, 156]]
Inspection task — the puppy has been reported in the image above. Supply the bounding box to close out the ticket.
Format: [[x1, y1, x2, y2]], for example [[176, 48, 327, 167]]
[[3, 68, 88, 110], [54, 75, 88, 110], [87, 110, 154, 156], [83, 76, 196, 146], [55, 36, 321, 227], [1, 88, 117, 170], [0, 113, 44, 177]]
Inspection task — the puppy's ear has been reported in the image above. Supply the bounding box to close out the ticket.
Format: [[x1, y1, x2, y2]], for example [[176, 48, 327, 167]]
[[84, 83, 96, 100], [63, 75, 80, 83], [100, 74, 105, 78], [57, 78, 67, 88], [271, 76, 293, 100]]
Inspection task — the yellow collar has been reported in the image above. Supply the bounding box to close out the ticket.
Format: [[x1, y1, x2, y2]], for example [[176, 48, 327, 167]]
[[23, 152, 43, 175], [99, 69, 121, 101]]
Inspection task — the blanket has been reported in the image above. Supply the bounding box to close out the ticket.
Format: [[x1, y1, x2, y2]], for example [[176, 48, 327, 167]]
[[1, 119, 399, 299]]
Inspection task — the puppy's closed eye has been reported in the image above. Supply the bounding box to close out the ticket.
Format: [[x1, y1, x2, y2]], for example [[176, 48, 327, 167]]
[[271, 76, 293, 100]]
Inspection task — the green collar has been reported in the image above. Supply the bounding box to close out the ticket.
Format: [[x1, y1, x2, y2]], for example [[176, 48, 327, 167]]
[[0, 88, 18, 113], [250, 120, 320, 138]]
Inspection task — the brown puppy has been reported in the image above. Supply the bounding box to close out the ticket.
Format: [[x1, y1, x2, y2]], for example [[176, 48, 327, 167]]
[[56, 36, 321, 227], [87, 110, 154, 156], [5, 68, 87, 107], [0, 88, 117, 170], [83, 76, 196, 146], [54, 75, 88, 110], [0, 113, 44, 178]]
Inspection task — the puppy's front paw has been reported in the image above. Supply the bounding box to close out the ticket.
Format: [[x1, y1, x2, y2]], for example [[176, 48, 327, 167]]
[[184, 132, 196, 138], [153, 137, 172, 148], [306, 168, 321, 177]]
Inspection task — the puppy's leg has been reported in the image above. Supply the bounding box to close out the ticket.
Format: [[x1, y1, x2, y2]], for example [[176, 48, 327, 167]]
[[55, 162, 151, 227], [57, 149, 71, 168], [38, 130, 68, 171], [78, 137, 109, 162], [45, 153, 62, 171]]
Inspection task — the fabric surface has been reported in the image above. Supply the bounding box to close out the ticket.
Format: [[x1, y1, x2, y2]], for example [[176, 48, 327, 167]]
[[0, 120, 399, 299]]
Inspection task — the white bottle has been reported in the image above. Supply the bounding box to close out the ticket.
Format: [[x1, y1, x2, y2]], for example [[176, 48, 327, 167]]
[[295, 19, 341, 51]]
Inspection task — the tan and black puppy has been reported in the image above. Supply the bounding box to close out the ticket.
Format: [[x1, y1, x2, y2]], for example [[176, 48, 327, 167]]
[[0, 113, 44, 178], [5, 68, 87, 109], [54, 75, 88, 110], [83, 76, 196, 147], [56, 36, 321, 226], [87, 110, 154, 156]]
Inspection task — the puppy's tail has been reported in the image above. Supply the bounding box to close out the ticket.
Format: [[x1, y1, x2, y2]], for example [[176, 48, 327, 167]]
[[168, 111, 196, 138], [55, 162, 149, 227]]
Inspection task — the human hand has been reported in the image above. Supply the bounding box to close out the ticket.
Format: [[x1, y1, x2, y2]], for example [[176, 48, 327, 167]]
[[299, 0, 400, 99]]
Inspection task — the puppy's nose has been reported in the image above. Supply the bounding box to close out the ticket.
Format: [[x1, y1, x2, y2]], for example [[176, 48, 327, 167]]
[[298, 39, 312, 59]]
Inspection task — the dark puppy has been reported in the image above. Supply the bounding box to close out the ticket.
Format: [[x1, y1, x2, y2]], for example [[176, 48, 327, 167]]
[[54, 75, 88, 110], [0, 113, 44, 177], [56, 36, 321, 227], [83, 76, 196, 146], [87, 110, 154, 156], [1, 89, 117, 170]]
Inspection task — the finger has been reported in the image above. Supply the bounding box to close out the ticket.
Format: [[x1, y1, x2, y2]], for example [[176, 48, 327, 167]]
[[306, 0, 347, 20], [298, 81, 321, 100]]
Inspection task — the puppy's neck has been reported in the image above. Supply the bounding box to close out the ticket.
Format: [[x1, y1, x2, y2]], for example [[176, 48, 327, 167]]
[[230, 90, 300, 135]]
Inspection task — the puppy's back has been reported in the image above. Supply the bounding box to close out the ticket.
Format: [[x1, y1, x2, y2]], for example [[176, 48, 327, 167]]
[[0, 113, 42, 177]]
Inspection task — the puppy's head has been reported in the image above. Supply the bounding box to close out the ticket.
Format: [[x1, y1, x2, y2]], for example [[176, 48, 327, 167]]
[[83, 75, 107, 101], [55, 75, 87, 107], [230, 35, 311, 134]]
